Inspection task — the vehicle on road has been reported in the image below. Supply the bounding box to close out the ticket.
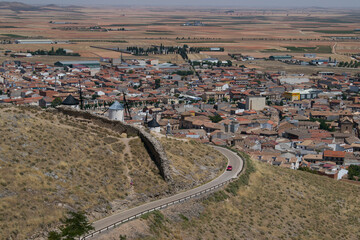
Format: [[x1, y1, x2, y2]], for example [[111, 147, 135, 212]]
[[226, 165, 233, 171]]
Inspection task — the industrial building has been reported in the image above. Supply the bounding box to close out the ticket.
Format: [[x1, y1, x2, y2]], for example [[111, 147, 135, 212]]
[[54, 61, 101, 69], [279, 77, 310, 85], [284, 89, 322, 101], [15, 39, 54, 44], [269, 55, 293, 61]]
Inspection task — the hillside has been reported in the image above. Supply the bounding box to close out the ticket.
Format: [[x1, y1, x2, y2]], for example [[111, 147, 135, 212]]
[[97, 153, 360, 240], [0, 106, 226, 239], [0, 1, 80, 12]]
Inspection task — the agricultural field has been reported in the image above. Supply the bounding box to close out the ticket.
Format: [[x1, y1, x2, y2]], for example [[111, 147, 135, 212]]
[[0, 6, 359, 67]]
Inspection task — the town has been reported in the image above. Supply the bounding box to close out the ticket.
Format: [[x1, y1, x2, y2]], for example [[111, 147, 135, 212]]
[[1, 52, 360, 182]]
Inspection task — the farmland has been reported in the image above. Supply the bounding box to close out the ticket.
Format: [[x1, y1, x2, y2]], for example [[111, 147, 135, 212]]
[[0, 6, 359, 69]]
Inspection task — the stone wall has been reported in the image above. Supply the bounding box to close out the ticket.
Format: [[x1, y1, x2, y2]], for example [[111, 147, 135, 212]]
[[56, 106, 174, 185]]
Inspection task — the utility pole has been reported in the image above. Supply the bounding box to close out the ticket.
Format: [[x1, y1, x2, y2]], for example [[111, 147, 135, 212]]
[[78, 80, 84, 110], [123, 92, 132, 120]]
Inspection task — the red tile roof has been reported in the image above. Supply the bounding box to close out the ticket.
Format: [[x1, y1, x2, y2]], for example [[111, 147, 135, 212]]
[[323, 150, 345, 158]]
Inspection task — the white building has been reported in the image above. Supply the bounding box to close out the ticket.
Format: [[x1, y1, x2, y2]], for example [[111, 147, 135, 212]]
[[246, 96, 266, 111], [108, 101, 125, 122], [11, 53, 32, 57], [15, 39, 54, 44], [279, 77, 310, 85]]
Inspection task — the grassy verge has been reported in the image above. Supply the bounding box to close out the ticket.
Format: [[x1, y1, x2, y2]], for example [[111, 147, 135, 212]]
[[225, 150, 255, 196]]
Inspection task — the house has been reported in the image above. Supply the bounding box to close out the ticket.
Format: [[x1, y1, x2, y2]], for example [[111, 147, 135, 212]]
[[339, 117, 354, 134], [303, 154, 323, 163], [245, 96, 266, 111], [39, 97, 53, 108], [323, 150, 345, 165]]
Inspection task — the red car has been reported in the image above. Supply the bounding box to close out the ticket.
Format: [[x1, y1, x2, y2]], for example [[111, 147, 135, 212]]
[[226, 165, 233, 171]]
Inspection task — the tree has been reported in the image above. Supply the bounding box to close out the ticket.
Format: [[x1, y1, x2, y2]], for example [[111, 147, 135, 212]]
[[209, 114, 223, 123], [342, 93, 347, 100], [51, 97, 62, 108], [348, 165, 360, 180], [155, 79, 161, 89], [227, 60, 232, 67], [298, 166, 317, 174], [207, 97, 215, 104], [48, 231, 61, 240], [48, 211, 94, 240]]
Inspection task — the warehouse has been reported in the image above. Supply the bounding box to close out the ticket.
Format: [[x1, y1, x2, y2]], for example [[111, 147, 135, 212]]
[[269, 55, 293, 61], [15, 39, 54, 44], [54, 60, 101, 69]]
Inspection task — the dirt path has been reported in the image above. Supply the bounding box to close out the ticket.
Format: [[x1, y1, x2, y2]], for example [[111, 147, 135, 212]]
[[121, 137, 138, 197], [332, 42, 337, 55]]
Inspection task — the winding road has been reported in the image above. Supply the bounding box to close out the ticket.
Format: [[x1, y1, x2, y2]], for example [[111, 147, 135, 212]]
[[83, 146, 244, 239]]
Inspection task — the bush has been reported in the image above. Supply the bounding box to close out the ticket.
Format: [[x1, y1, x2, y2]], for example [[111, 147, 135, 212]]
[[348, 165, 360, 180], [48, 211, 94, 240]]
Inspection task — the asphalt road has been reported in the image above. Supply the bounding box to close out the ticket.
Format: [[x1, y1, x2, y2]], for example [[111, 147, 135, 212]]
[[87, 146, 244, 237]]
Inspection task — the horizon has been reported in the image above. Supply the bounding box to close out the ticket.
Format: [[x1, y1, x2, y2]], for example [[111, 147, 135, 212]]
[[2, 0, 360, 8]]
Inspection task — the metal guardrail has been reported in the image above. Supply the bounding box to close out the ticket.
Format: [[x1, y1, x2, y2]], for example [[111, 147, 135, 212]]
[[81, 147, 245, 239], [80, 178, 234, 239]]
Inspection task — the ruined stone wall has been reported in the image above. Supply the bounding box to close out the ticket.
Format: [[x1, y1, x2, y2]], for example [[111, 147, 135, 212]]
[[56, 106, 173, 184]]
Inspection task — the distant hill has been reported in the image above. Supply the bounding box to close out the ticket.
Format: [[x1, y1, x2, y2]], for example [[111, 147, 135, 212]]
[[0, 1, 80, 12]]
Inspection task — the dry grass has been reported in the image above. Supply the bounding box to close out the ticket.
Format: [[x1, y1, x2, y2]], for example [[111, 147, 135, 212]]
[[134, 154, 360, 240], [0, 106, 132, 238], [160, 138, 227, 189], [0, 106, 227, 239], [128, 138, 169, 195]]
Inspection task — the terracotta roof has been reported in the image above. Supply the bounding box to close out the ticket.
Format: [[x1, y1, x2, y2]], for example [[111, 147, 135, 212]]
[[323, 150, 345, 158]]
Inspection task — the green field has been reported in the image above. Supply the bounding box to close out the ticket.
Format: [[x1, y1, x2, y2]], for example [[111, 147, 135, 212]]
[[177, 40, 236, 43], [0, 26, 18, 28], [69, 39, 127, 43], [0, 34, 29, 38]]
